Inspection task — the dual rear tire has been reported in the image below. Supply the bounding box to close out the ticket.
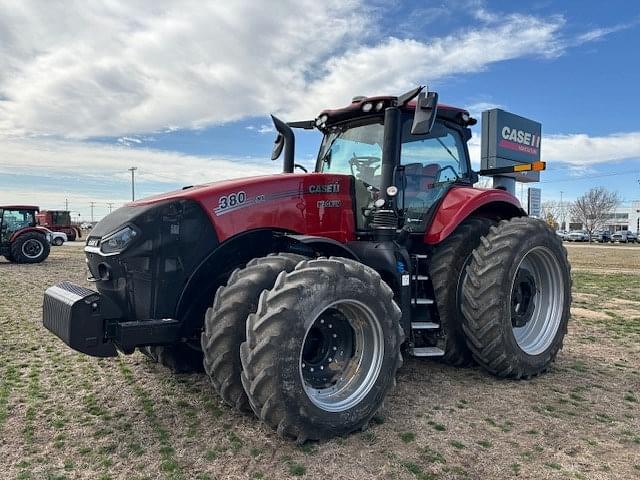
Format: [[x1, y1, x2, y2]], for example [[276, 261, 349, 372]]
[[202, 255, 404, 441], [461, 218, 571, 378]]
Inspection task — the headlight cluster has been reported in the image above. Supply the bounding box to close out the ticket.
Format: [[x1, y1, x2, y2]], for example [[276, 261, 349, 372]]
[[100, 225, 139, 254]]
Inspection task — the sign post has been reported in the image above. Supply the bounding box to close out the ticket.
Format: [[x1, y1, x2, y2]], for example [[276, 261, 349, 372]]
[[528, 187, 541, 218]]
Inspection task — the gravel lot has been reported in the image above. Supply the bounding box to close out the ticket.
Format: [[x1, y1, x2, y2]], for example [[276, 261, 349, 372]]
[[0, 242, 638, 480]]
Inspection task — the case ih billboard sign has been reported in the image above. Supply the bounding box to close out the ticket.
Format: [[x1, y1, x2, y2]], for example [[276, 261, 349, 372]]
[[481, 109, 542, 182]]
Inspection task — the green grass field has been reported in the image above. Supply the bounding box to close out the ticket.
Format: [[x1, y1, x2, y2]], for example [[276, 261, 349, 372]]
[[0, 243, 638, 479]]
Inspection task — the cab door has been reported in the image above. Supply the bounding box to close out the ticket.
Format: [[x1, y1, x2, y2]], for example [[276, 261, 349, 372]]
[[398, 120, 469, 232]]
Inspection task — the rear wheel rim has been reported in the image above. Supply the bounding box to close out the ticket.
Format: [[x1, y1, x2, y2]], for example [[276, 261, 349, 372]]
[[299, 300, 384, 413], [510, 246, 564, 355], [22, 239, 44, 259]]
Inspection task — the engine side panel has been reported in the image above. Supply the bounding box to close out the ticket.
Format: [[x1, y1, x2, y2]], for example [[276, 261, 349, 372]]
[[424, 186, 525, 244], [138, 173, 357, 243]]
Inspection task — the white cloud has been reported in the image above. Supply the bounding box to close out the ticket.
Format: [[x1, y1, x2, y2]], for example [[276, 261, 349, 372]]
[[0, 0, 369, 138], [543, 132, 640, 165], [0, 1, 571, 138], [0, 137, 279, 186]]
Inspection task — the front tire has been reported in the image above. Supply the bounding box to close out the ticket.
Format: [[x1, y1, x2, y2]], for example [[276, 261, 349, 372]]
[[461, 218, 571, 379], [201, 253, 305, 412], [429, 216, 494, 366], [11, 233, 50, 263], [52, 237, 64, 246], [240, 257, 404, 442]]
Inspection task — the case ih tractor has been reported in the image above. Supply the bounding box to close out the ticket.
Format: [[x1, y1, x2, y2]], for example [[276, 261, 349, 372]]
[[36, 210, 82, 241], [43, 87, 571, 442], [1, 205, 51, 263]]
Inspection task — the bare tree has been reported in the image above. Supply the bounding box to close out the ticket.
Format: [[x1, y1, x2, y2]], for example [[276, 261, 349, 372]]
[[570, 187, 619, 240], [541, 200, 561, 229]]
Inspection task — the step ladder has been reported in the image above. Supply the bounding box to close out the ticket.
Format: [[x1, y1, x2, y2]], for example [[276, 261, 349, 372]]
[[408, 253, 444, 358]]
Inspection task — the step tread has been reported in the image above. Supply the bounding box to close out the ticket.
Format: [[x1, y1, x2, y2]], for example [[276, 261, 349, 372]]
[[409, 347, 445, 357], [411, 298, 435, 305], [414, 275, 429, 280], [411, 322, 439, 330]]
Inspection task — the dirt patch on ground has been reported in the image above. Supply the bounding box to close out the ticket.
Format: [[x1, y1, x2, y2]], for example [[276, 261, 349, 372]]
[[0, 244, 639, 480]]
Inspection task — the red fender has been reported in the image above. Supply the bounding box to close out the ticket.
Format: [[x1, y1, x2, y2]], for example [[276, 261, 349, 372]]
[[424, 186, 525, 245], [9, 227, 49, 243]]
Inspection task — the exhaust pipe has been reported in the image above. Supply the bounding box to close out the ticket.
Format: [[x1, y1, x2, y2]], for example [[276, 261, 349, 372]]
[[270, 115, 295, 173]]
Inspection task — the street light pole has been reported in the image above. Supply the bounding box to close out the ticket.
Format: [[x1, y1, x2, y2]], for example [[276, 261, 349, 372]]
[[129, 166, 138, 201]]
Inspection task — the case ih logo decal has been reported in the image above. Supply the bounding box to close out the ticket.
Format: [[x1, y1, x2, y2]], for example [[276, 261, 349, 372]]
[[499, 126, 540, 156], [308, 182, 340, 194]]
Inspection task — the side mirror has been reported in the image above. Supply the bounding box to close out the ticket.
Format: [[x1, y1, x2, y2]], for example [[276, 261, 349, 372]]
[[411, 91, 438, 135], [271, 133, 284, 160]]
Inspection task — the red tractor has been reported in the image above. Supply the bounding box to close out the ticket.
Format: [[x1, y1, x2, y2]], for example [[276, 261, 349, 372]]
[[36, 210, 82, 241], [43, 87, 571, 442], [1, 205, 51, 263]]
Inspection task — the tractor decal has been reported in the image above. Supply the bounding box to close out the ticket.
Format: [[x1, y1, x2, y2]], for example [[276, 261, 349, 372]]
[[213, 188, 301, 216]]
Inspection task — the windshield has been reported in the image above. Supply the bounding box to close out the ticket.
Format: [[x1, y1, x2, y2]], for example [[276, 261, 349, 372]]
[[318, 117, 469, 231], [319, 120, 384, 189]]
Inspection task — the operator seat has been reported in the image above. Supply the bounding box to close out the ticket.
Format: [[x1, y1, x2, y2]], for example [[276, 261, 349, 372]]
[[404, 163, 439, 196]]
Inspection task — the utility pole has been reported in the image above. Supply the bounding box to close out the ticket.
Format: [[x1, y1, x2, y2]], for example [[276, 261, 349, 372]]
[[65, 198, 69, 211], [559, 191, 564, 230], [89, 202, 96, 223], [129, 166, 138, 201], [107, 202, 114, 213]]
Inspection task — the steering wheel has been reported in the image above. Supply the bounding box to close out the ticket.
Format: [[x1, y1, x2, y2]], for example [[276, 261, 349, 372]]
[[349, 154, 380, 177]]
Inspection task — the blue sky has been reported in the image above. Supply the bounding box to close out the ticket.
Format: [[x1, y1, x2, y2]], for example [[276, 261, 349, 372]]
[[1, 0, 639, 220]]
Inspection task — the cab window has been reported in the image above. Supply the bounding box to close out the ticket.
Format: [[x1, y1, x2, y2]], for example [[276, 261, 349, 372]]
[[399, 120, 468, 231]]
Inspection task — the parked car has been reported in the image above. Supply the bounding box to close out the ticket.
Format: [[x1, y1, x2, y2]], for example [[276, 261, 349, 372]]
[[612, 230, 637, 243], [591, 230, 611, 243], [42, 228, 67, 246], [556, 230, 568, 240], [567, 230, 589, 242]]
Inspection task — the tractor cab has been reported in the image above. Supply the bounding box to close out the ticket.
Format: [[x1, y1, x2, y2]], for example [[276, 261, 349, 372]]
[[0, 205, 39, 244], [0, 205, 51, 263], [313, 98, 474, 233]]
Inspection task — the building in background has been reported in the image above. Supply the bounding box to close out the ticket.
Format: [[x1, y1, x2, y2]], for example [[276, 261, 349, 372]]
[[568, 201, 640, 232]]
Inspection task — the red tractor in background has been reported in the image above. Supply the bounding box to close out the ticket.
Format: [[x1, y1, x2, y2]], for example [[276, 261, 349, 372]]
[[36, 210, 82, 241], [43, 87, 571, 442], [1, 205, 51, 263]]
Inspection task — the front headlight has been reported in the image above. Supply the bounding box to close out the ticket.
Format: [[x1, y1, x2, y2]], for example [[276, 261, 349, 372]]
[[100, 225, 139, 254]]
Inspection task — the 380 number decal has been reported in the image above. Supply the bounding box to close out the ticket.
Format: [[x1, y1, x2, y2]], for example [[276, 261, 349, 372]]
[[218, 191, 246, 210]]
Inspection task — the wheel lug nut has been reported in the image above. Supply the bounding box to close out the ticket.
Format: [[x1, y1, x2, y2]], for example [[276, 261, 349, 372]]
[[320, 366, 324, 370], [310, 367, 314, 372], [333, 346, 337, 351], [332, 334, 337, 338], [302, 363, 306, 368], [320, 319, 324, 324], [328, 358, 332, 362], [328, 324, 332, 328]]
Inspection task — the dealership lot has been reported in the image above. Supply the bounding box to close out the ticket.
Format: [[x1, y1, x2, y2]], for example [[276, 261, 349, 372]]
[[0, 243, 638, 480]]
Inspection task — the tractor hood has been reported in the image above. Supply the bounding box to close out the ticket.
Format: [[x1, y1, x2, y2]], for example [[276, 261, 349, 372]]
[[90, 172, 355, 244]]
